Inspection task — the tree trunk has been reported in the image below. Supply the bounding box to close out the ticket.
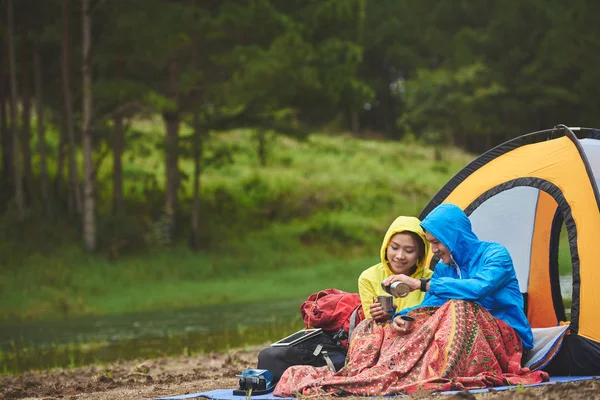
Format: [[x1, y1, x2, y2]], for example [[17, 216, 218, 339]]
[[256, 130, 267, 167], [112, 115, 124, 215], [82, 0, 95, 251], [112, 58, 125, 215], [163, 110, 179, 244], [62, 0, 82, 214], [55, 109, 67, 195], [7, 0, 25, 222], [189, 30, 202, 250], [0, 87, 10, 202], [21, 63, 33, 205], [190, 109, 203, 250], [0, 38, 13, 196], [162, 60, 179, 244], [34, 40, 50, 215]]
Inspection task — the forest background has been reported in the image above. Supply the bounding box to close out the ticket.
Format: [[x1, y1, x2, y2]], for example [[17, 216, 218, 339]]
[[0, 0, 594, 328]]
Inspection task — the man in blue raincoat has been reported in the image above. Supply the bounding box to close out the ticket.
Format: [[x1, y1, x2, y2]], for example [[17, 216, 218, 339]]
[[390, 203, 534, 350]]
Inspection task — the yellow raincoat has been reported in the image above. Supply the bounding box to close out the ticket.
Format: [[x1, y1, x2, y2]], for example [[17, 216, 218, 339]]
[[358, 216, 433, 318]]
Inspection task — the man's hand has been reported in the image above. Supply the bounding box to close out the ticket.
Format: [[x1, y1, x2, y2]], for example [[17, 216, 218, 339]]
[[392, 314, 413, 334], [382, 274, 421, 292]]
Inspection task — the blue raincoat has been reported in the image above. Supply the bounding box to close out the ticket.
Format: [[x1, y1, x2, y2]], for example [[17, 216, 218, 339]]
[[393, 203, 534, 349]]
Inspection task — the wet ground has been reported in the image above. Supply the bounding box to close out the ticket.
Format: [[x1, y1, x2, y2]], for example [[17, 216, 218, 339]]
[[0, 345, 598, 400]]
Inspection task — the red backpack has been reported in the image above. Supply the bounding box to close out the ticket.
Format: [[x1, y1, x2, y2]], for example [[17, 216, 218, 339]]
[[300, 288, 365, 349]]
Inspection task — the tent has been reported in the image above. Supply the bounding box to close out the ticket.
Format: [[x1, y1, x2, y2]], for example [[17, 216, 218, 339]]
[[418, 124, 600, 375]]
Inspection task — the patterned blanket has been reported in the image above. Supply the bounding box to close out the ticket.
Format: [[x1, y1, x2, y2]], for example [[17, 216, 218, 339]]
[[274, 300, 549, 397]]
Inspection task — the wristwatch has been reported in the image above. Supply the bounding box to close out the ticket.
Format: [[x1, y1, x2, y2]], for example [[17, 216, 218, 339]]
[[420, 278, 430, 292]]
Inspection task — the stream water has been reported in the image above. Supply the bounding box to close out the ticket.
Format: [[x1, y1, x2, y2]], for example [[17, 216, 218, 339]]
[[0, 297, 305, 374]]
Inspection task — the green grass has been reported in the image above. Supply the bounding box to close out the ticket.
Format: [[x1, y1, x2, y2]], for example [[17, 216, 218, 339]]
[[557, 225, 573, 276], [0, 241, 377, 321], [105, 126, 473, 213], [2, 125, 475, 322], [0, 214, 386, 321]]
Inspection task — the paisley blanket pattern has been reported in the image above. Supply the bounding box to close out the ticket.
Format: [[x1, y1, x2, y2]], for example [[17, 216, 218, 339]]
[[274, 300, 549, 397]]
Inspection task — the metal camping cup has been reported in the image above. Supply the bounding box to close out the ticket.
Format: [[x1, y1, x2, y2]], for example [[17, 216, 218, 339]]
[[381, 281, 410, 298], [400, 315, 415, 331], [377, 295, 395, 315]]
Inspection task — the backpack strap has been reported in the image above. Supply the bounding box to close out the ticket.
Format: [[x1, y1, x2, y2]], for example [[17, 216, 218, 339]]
[[333, 306, 361, 349], [321, 351, 337, 372], [348, 306, 360, 341], [313, 345, 337, 372]]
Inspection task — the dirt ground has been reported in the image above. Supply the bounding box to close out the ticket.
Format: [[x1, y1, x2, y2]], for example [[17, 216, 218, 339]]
[[0, 344, 599, 400]]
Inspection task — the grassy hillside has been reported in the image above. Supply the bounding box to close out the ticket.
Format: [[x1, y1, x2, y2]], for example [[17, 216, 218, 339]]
[[2, 127, 476, 322]]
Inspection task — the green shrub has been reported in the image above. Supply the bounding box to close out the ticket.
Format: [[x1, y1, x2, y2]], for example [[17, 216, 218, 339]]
[[300, 213, 379, 247]]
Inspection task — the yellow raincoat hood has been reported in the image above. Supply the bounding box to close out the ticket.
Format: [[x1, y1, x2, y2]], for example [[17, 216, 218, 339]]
[[379, 216, 430, 275]]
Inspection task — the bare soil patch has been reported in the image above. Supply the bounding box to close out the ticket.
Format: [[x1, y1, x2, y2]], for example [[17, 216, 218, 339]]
[[0, 345, 598, 400]]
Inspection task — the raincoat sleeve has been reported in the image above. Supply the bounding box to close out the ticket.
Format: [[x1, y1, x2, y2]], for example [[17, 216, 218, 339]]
[[358, 272, 378, 319], [429, 244, 515, 301]]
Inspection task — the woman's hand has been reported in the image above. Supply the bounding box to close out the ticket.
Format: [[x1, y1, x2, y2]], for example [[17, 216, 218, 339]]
[[392, 314, 413, 334], [370, 300, 396, 322], [382, 274, 421, 292]]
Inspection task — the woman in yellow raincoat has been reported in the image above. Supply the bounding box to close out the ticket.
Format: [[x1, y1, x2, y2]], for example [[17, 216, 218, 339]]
[[358, 216, 433, 322]]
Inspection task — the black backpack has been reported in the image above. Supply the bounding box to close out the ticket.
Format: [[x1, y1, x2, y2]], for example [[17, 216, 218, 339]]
[[257, 331, 346, 382]]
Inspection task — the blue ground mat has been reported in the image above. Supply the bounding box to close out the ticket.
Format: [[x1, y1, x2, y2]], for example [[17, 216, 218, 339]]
[[156, 375, 599, 399]]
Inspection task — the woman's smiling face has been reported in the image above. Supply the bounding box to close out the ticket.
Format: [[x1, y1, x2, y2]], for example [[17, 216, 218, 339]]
[[386, 232, 420, 274]]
